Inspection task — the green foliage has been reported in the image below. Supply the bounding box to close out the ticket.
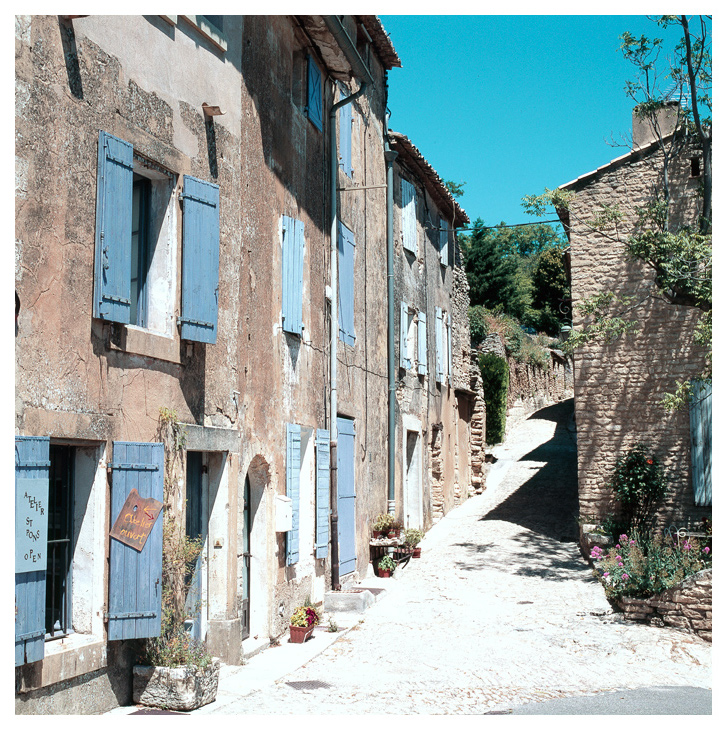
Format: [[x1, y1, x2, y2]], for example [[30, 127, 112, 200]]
[[290, 604, 321, 628], [373, 513, 395, 532], [590, 530, 711, 599], [478, 352, 509, 445], [611, 444, 668, 537], [531, 246, 570, 314], [377, 555, 396, 572], [403, 528, 424, 547], [444, 180, 466, 199]]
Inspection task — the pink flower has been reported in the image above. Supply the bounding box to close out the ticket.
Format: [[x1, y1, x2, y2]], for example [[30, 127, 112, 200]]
[[615, 555, 622, 562], [619, 535, 628, 544], [603, 572, 610, 578], [622, 573, 629, 581], [704, 547, 710, 554], [629, 540, 636, 545]]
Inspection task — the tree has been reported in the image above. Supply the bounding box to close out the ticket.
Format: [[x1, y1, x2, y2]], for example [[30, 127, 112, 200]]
[[444, 180, 466, 199], [523, 15, 711, 408]]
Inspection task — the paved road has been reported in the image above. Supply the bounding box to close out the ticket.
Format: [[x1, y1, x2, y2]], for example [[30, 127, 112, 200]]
[[202, 399, 712, 714]]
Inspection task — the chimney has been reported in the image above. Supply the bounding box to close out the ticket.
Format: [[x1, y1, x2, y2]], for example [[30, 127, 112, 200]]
[[632, 100, 680, 149]]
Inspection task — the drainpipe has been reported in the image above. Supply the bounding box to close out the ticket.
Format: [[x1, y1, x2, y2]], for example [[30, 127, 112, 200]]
[[384, 128, 397, 515], [323, 15, 373, 591]]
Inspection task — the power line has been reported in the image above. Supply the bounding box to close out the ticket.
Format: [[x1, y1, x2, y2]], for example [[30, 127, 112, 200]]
[[425, 219, 564, 233]]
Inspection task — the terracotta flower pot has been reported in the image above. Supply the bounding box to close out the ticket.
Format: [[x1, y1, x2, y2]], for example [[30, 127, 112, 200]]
[[289, 624, 315, 643], [412, 547, 421, 558], [373, 530, 382, 538], [378, 569, 391, 578]]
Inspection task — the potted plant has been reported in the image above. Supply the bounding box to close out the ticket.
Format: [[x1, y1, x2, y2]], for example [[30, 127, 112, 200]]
[[289, 602, 321, 643], [377, 554, 396, 577], [373, 513, 395, 538], [404, 528, 424, 558], [133, 523, 220, 712], [389, 520, 403, 539]]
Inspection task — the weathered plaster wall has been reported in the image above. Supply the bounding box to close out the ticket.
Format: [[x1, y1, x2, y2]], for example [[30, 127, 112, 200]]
[[566, 144, 709, 528]]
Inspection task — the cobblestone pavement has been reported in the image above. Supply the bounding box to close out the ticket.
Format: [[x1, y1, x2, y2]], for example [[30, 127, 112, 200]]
[[205, 399, 712, 714]]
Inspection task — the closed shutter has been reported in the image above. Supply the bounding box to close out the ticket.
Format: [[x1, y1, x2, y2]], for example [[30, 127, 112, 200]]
[[440, 218, 449, 266], [399, 302, 410, 369], [15, 436, 50, 666], [282, 216, 305, 336], [339, 89, 352, 177], [107, 442, 164, 641], [94, 131, 134, 323], [307, 56, 323, 131], [447, 312, 453, 382], [337, 417, 357, 576], [180, 175, 220, 344], [417, 311, 427, 375], [286, 424, 301, 565], [401, 180, 416, 253], [337, 222, 356, 346], [690, 381, 712, 506], [435, 306, 443, 384], [315, 429, 331, 559]]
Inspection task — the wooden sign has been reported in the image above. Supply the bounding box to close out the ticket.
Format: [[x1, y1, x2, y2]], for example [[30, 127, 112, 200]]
[[16, 477, 49, 573], [110, 488, 162, 552]]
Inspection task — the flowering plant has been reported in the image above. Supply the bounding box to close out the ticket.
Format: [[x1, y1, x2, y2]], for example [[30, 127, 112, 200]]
[[590, 530, 711, 599], [290, 604, 321, 628]]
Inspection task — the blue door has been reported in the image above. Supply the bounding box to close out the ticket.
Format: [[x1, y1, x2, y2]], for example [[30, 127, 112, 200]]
[[337, 417, 356, 576]]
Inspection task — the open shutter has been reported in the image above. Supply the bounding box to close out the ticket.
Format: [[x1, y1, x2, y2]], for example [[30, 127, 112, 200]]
[[401, 180, 416, 254], [337, 222, 355, 346], [94, 131, 133, 323], [307, 56, 323, 131], [180, 175, 220, 344], [107, 442, 163, 640], [690, 381, 712, 506], [435, 306, 443, 384], [286, 424, 301, 565], [336, 417, 357, 576], [339, 89, 352, 177], [282, 216, 304, 336], [447, 312, 453, 382], [315, 429, 330, 559], [417, 311, 427, 375], [439, 218, 449, 266], [399, 302, 410, 369], [15, 436, 50, 666]]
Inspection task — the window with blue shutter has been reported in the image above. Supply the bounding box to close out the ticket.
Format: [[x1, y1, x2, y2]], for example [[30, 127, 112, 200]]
[[307, 56, 323, 131], [107, 442, 164, 641], [94, 131, 134, 323], [338, 222, 356, 346], [286, 424, 302, 565], [447, 311, 452, 382], [180, 175, 220, 344], [339, 88, 352, 177], [15, 436, 50, 666], [401, 179, 417, 254], [690, 381, 712, 506], [435, 306, 443, 384], [281, 216, 305, 336], [417, 311, 427, 376], [399, 302, 411, 370], [336, 416, 357, 576], [315, 429, 330, 559], [439, 218, 449, 266]]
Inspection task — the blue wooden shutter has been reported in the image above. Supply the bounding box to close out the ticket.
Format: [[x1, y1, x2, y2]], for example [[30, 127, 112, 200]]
[[180, 175, 220, 344], [435, 306, 443, 383], [336, 417, 356, 576], [94, 131, 133, 323], [440, 218, 449, 266], [337, 222, 355, 346], [315, 429, 330, 559], [286, 424, 301, 565], [690, 381, 712, 506], [282, 216, 304, 336], [401, 180, 416, 254], [15, 436, 50, 666], [447, 311, 453, 382], [399, 302, 410, 369], [108, 442, 164, 640], [339, 89, 352, 177], [418, 311, 427, 375], [307, 56, 323, 131]]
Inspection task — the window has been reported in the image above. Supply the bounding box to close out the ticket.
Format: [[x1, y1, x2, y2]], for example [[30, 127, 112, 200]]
[[179, 15, 228, 52], [399, 302, 416, 370], [307, 56, 323, 131], [93, 131, 220, 344], [417, 311, 427, 376], [401, 179, 417, 254], [339, 86, 353, 177], [338, 221, 355, 346], [281, 215, 305, 336], [439, 217, 450, 267], [286, 424, 301, 566], [315, 429, 330, 559], [689, 380, 712, 506], [435, 307, 451, 385], [690, 156, 702, 178]]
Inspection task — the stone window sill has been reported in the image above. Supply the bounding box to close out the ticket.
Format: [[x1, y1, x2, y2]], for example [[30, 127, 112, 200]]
[[108, 324, 182, 364]]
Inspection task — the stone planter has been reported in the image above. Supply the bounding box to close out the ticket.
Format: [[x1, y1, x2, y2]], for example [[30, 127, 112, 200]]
[[133, 658, 221, 711], [289, 624, 315, 643]]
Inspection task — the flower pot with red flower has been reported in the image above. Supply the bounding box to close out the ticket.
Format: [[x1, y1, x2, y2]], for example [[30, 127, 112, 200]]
[[289, 604, 321, 643]]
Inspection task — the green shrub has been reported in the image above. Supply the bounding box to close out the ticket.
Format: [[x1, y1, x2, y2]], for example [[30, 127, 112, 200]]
[[479, 352, 509, 444], [611, 444, 668, 536]]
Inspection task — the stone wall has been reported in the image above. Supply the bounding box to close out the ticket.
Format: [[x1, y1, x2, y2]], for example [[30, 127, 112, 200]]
[[617, 569, 712, 643]]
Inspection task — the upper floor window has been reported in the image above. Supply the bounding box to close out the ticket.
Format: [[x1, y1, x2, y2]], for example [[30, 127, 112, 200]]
[[439, 217, 450, 267], [338, 86, 353, 177], [307, 56, 323, 131], [281, 215, 305, 336], [401, 179, 417, 255]]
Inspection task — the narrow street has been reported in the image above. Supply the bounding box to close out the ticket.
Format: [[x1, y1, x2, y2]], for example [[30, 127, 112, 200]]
[[200, 398, 711, 714]]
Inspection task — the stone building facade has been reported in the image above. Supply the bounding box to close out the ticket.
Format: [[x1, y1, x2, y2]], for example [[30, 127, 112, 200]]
[[14, 14, 405, 714], [557, 108, 711, 529]]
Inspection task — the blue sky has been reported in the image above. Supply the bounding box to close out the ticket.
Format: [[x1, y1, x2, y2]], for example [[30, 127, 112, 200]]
[[380, 15, 691, 231]]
